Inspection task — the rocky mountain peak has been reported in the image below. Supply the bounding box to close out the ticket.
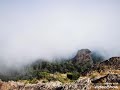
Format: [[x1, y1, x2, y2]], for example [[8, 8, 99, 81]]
[[73, 49, 93, 65]]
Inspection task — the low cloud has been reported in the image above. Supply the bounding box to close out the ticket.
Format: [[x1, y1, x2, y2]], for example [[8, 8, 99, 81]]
[[0, 0, 120, 71]]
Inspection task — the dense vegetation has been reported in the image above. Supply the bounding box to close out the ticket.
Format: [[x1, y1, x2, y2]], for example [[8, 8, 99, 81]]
[[0, 59, 91, 82], [0, 51, 104, 82]]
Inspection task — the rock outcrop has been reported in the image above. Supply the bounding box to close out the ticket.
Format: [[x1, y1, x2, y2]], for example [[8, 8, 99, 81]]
[[73, 49, 93, 65], [93, 57, 120, 72], [100, 57, 120, 69], [92, 73, 120, 83]]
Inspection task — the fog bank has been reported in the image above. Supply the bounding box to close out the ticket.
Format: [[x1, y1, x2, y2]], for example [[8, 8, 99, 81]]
[[0, 0, 120, 70]]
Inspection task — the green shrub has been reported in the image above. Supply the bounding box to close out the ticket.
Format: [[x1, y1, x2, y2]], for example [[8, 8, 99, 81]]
[[38, 72, 50, 79], [67, 72, 80, 80], [47, 76, 57, 81], [29, 78, 38, 84]]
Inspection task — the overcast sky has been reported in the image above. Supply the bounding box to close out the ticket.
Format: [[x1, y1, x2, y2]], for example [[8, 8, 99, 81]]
[[0, 0, 120, 68]]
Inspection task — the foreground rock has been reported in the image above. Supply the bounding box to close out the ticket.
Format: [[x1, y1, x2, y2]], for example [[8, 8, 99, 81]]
[[92, 74, 120, 83], [0, 78, 91, 90], [91, 74, 120, 90], [61, 78, 91, 90]]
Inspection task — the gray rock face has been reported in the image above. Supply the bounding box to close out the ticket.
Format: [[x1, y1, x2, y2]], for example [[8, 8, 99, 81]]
[[92, 74, 120, 83], [100, 57, 120, 69], [73, 49, 93, 65]]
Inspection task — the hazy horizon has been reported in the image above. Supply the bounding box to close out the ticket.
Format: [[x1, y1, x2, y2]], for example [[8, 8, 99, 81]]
[[0, 0, 120, 69]]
